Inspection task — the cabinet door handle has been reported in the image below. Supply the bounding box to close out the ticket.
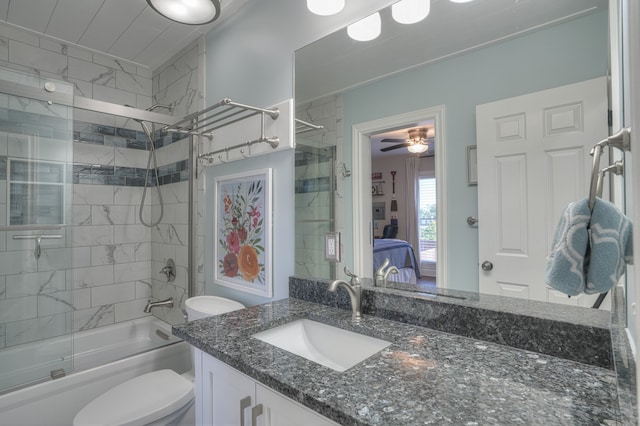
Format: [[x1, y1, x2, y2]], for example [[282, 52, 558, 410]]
[[251, 403, 264, 426], [240, 396, 251, 425]]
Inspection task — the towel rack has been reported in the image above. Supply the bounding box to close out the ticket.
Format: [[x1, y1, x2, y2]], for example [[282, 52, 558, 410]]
[[163, 98, 279, 139], [159, 98, 281, 162], [295, 118, 324, 134], [588, 127, 631, 309]]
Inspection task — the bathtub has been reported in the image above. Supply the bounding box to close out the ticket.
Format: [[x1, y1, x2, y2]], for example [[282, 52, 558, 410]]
[[0, 317, 191, 426]]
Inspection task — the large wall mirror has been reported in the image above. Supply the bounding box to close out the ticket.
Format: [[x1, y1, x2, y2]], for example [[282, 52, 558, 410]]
[[294, 0, 613, 309]]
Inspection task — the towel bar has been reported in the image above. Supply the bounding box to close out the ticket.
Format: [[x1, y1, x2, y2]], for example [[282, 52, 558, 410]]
[[586, 128, 631, 309], [588, 127, 631, 212]]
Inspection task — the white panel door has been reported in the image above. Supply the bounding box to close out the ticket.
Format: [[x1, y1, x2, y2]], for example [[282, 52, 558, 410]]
[[476, 77, 608, 307]]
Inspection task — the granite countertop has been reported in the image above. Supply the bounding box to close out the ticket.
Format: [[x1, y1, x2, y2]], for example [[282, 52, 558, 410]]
[[173, 298, 620, 425]]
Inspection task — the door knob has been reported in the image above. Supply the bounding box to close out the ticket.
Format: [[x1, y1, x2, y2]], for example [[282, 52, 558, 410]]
[[481, 261, 493, 271]]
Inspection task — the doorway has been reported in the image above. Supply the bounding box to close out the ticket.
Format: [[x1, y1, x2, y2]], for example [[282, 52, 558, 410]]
[[352, 105, 447, 287]]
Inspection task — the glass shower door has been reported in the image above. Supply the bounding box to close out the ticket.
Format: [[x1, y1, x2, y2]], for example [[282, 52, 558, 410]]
[[294, 141, 337, 280], [0, 67, 74, 392]]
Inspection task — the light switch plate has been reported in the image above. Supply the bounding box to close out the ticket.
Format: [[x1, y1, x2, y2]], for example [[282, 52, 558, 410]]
[[325, 232, 341, 262]]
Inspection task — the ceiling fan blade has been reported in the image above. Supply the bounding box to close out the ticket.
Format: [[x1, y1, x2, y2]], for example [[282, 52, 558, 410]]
[[380, 138, 405, 143], [380, 142, 411, 152]]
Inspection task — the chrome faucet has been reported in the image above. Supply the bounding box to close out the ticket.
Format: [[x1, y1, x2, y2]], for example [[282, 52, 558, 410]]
[[329, 266, 362, 322], [144, 297, 174, 313], [375, 258, 399, 287]]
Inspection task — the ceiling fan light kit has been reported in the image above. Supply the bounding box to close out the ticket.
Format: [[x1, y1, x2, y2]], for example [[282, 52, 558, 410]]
[[380, 127, 431, 154], [146, 0, 220, 25], [407, 143, 429, 154]]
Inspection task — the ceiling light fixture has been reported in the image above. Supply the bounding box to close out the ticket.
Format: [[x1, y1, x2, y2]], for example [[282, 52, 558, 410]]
[[147, 0, 221, 25], [406, 128, 429, 153], [347, 12, 382, 42], [392, 0, 431, 25], [407, 143, 428, 154], [449, 0, 475, 3], [307, 0, 345, 16]]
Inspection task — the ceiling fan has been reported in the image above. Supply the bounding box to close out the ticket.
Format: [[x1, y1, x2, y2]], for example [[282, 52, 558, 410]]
[[380, 128, 434, 155]]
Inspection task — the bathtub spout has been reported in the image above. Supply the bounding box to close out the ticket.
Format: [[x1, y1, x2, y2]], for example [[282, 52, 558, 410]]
[[144, 298, 174, 313]]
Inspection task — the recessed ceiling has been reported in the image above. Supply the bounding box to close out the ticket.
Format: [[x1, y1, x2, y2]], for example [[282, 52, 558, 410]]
[[0, 0, 248, 71]]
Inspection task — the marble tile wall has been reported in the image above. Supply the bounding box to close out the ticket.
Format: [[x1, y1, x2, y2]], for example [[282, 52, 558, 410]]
[[0, 95, 158, 347], [152, 37, 205, 121], [0, 22, 152, 109], [0, 22, 201, 350], [295, 95, 344, 279], [149, 36, 206, 323]]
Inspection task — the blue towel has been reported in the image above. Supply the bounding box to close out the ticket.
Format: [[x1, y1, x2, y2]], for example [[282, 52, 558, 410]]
[[545, 198, 591, 296], [586, 197, 633, 294], [545, 197, 633, 296]]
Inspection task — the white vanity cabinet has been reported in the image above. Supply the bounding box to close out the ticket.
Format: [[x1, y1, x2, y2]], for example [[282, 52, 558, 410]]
[[195, 349, 339, 425]]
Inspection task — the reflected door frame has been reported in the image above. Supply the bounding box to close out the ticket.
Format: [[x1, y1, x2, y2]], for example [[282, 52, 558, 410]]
[[351, 105, 448, 287]]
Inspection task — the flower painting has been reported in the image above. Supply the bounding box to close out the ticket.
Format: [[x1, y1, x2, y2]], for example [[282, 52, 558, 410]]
[[214, 169, 272, 297]]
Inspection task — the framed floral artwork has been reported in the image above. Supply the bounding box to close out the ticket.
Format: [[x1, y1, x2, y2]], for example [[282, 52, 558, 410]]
[[214, 168, 272, 297]]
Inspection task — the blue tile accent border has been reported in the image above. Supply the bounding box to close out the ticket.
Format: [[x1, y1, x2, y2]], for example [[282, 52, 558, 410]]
[[71, 120, 189, 150], [2, 157, 189, 188], [1, 108, 191, 187], [72, 160, 189, 187]]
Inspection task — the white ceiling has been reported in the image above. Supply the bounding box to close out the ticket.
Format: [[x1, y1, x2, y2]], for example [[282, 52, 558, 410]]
[[0, 0, 247, 71]]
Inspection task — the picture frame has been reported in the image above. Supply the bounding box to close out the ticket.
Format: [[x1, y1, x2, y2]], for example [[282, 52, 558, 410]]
[[214, 168, 273, 297], [467, 145, 478, 186]]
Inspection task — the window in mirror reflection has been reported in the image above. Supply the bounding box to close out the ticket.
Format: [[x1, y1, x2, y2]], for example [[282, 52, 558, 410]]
[[419, 174, 436, 278]]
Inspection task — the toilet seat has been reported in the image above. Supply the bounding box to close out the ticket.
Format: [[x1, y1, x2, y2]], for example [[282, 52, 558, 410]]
[[73, 369, 193, 426]]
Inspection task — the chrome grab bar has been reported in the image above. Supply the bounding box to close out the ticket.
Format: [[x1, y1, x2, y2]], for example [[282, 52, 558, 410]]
[[12, 234, 62, 260], [12, 235, 62, 240]]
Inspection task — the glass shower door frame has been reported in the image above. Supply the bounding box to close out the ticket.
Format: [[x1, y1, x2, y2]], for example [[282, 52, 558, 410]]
[[0, 67, 75, 392]]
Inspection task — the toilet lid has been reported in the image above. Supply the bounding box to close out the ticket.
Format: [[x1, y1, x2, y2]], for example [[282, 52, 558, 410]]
[[73, 369, 193, 426]]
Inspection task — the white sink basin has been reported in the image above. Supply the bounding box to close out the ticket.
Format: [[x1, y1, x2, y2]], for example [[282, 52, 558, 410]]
[[185, 296, 245, 320], [252, 319, 391, 372]]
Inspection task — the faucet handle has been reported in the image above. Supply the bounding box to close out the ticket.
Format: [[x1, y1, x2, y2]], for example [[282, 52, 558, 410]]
[[375, 258, 390, 275], [344, 266, 355, 278], [343, 266, 360, 286]]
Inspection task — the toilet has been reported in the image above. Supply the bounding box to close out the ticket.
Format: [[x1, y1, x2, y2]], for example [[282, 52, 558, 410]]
[[73, 296, 245, 426]]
